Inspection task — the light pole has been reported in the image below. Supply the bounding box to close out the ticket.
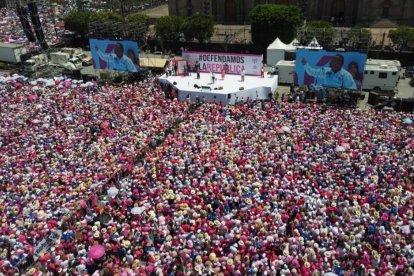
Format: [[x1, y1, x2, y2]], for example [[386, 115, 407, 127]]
[[51, 3, 58, 38]]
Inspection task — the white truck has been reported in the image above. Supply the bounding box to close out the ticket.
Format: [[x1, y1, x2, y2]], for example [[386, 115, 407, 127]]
[[273, 58, 401, 92], [362, 59, 400, 92], [23, 53, 48, 73], [0, 43, 28, 63], [61, 47, 92, 66], [61, 47, 83, 56], [366, 59, 401, 71], [50, 52, 71, 65], [270, 60, 295, 84], [64, 57, 83, 70], [50, 52, 83, 71]]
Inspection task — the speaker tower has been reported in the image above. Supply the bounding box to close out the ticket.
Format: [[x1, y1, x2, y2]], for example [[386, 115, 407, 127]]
[[27, 2, 48, 50], [16, 6, 36, 42]]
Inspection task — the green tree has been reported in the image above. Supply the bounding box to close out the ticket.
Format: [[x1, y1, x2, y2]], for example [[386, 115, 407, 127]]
[[126, 13, 150, 27], [389, 26, 414, 50], [347, 27, 372, 48], [155, 16, 184, 42], [126, 13, 150, 35], [182, 15, 215, 43], [250, 4, 302, 52], [155, 16, 184, 51], [89, 11, 124, 23], [305, 20, 336, 46], [63, 10, 93, 38]]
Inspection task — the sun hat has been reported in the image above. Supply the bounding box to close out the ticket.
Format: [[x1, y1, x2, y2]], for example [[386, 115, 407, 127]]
[[209, 253, 217, 262], [196, 255, 202, 263], [123, 240, 131, 248]]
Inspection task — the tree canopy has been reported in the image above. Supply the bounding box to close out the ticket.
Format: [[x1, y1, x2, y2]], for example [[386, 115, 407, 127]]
[[305, 20, 336, 46], [155, 16, 184, 42], [125, 13, 150, 36], [182, 15, 215, 43], [89, 11, 124, 23], [125, 13, 150, 27], [347, 27, 371, 48], [63, 10, 93, 37], [389, 26, 414, 50], [250, 4, 302, 52]]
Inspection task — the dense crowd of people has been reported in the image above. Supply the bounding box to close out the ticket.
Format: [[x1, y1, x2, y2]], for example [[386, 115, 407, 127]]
[[0, 74, 188, 274], [0, 73, 413, 275]]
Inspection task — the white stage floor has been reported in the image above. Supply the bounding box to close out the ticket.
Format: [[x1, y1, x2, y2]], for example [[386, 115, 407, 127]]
[[158, 73, 278, 104]]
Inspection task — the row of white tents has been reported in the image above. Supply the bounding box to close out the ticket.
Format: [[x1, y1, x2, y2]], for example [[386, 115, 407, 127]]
[[266, 37, 323, 66]]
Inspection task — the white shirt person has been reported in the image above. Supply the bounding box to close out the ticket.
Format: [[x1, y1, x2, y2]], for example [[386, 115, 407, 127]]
[[241, 67, 245, 82], [95, 43, 137, 72], [301, 55, 356, 90]]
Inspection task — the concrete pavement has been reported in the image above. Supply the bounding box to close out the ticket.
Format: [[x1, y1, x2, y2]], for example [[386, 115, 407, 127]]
[[139, 4, 169, 18]]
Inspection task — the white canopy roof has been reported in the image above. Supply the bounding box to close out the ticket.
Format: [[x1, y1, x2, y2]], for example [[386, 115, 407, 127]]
[[308, 37, 321, 48], [285, 38, 300, 51], [267, 37, 287, 50]]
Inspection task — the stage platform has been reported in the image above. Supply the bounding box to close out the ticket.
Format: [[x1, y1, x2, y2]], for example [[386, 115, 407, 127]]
[[158, 73, 278, 104]]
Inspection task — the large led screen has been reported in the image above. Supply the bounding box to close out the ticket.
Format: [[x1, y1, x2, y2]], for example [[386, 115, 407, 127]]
[[295, 49, 367, 90], [89, 39, 140, 72]]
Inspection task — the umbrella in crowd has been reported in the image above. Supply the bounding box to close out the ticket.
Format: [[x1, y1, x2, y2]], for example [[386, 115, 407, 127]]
[[335, 145, 346, 152], [88, 244, 106, 260], [95, 213, 112, 225], [282, 126, 291, 132], [107, 187, 119, 198], [403, 117, 413, 124], [130, 206, 145, 215]]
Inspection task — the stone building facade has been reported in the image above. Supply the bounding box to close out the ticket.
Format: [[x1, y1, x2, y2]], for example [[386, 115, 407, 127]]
[[168, 0, 414, 27]]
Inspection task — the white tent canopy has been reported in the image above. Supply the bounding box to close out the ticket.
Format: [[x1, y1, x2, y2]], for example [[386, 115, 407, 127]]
[[266, 37, 287, 66], [285, 38, 300, 52], [307, 37, 322, 48]]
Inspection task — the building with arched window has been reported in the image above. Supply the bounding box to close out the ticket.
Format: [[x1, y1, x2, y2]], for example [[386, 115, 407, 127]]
[[168, 0, 413, 27]]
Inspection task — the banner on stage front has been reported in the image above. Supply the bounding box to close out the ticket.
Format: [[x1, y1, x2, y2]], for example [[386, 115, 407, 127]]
[[182, 51, 262, 76]]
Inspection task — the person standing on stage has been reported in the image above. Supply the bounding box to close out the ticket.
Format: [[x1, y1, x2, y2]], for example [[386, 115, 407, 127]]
[[167, 60, 172, 76], [241, 67, 245, 82], [188, 61, 192, 76], [221, 64, 226, 80], [173, 59, 178, 76], [184, 63, 188, 76], [195, 61, 200, 79]]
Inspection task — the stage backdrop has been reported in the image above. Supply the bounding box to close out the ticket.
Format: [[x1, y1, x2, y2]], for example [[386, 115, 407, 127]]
[[182, 51, 263, 76], [89, 39, 140, 73], [295, 49, 367, 90]]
